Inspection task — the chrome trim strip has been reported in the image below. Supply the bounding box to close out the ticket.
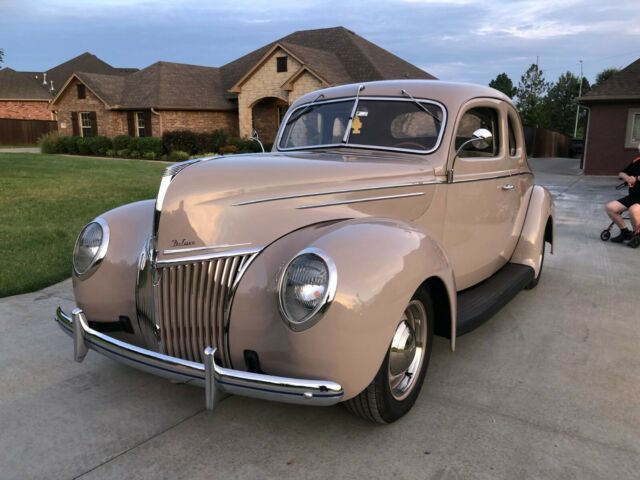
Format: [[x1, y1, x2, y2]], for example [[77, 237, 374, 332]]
[[155, 246, 263, 267], [276, 95, 448, 155], [296, 192, 425, 210], [163, 242, 252, 255], [232, 180, 435, 206], [55, 307, 344, 411]]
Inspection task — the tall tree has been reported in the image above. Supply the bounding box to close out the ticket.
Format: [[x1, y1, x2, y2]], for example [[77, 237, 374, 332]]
[[516, 63, 549, 126], [0, 48, 4, 65], [489, 73, 517, 98], [594, 67, 620, 87], [544, 71, 590, 136]]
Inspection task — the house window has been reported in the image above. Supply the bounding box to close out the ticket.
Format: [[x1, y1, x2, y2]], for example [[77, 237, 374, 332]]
[[626, 109, 640, 148], [80, 112, 94, 137], [77, 84, 86, 99], [276, 56, 288, 73], [136, 112, 146, 137]]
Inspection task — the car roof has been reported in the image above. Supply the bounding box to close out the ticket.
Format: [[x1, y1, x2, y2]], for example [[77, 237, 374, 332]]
[[292, 79, 511, 108]]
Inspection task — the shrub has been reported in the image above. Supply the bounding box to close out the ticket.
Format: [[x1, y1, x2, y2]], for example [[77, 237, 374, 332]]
[[113, 135, 133, 151], [128, 150, 141, 159], [227, 137, 262, 154], [168, 150, 190, 162], [105, 149, 116, 157], [142, 151, 157, 160], [87, 136, 112, 156], [132, 136, 163, 156], [162, 130, 198, 155], [39, 132, 64, 154], [77, 138, 92, 155], [219, 144, 239, 155], [116, 149, 130, 158], [62, 136, 80, 154]]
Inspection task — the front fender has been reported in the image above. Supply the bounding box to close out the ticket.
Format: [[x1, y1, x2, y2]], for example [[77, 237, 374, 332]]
[[511, 185, 555, 275], [73, 200, 154, 325], [228, 218, 455, 400]]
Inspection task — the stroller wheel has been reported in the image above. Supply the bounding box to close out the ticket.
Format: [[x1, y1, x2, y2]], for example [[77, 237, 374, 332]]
[[600, 230, 611, 241]]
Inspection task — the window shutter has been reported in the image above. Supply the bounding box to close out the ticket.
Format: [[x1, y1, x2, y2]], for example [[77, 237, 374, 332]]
[[127, 112, 135, 136], [144, 111, 152, 137], [71, 112, 79, 136], [89, 111, 98, 137]]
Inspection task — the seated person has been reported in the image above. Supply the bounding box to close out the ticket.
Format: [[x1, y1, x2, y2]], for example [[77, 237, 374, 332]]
[[605, 144, 640, 244]]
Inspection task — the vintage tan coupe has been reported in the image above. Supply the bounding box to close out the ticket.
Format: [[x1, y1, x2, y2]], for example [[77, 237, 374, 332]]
[[56, 80, 554, 423]]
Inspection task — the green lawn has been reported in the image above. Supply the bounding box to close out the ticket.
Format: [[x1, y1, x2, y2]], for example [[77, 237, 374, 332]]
[[0, 153, 167, 297]]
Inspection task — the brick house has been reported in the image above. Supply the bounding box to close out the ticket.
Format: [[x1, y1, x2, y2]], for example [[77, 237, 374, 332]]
[[580, 58, 640, 175], [0, 52, 135, 121], [50, 27, 435, 142]]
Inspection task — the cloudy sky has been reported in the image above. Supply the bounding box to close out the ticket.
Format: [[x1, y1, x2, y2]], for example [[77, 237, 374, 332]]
[[0, 0, 638, 86]]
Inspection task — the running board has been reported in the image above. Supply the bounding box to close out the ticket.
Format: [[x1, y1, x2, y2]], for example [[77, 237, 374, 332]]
[[456, 263, 535, 337]]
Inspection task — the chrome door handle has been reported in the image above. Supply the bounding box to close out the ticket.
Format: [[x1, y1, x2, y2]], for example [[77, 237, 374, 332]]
[[502, 184, 515, 191]]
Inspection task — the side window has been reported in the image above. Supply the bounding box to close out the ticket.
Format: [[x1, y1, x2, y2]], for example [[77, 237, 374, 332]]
[[508, 115, 517, 156], [456, 107, 500, 158]]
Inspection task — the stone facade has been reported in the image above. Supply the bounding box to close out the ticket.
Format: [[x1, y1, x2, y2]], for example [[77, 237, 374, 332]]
[[288, 71, 323, 104], [236, 47, 306, 139], [0, 100, 53, 120]]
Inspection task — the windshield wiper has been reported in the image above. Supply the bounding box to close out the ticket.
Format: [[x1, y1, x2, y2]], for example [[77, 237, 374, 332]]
[[342, 84, 366, 143], [284, 93, 325, 126], [401, 88, 442, 127]]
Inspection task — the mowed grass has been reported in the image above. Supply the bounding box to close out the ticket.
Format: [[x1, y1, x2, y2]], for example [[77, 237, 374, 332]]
[[0, 153, 167, 297]]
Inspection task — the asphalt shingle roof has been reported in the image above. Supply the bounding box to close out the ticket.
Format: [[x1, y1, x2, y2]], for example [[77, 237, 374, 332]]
[[581, 57, 640, 101], [0, 68, 51, 100]]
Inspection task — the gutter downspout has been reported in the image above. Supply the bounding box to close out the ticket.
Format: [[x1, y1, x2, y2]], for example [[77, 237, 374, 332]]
[[581, 105, 591, 172], [151, 108, 162, 137]]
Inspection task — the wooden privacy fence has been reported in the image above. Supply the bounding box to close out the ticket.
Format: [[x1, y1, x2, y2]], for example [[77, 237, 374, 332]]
[[0, 118, 57, 145], [523, 125, 570, 158]]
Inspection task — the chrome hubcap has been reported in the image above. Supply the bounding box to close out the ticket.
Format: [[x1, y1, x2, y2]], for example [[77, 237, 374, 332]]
[[388, 299, 427, 400]]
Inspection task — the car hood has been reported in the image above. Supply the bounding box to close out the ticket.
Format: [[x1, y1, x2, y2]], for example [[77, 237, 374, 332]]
[[156, 150, 438, 260]]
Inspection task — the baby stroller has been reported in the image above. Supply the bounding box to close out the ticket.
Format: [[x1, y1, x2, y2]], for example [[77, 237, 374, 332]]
[[600, 181, 631, 241]]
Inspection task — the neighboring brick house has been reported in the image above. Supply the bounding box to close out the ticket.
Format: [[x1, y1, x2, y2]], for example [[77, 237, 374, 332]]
[[50, 27, 436, 142], [0, 52, 135, 121], [580, 58, 640, 175]]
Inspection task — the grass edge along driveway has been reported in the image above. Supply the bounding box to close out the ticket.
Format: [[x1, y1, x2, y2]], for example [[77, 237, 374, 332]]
[[0, 153, 167, 297]]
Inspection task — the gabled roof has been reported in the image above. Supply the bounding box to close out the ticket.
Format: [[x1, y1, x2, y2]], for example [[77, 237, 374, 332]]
[[0, 68, 51, 100], [581, 58, 640, 102], [53, 62, 235, 111], [221, 26, 435, 92]]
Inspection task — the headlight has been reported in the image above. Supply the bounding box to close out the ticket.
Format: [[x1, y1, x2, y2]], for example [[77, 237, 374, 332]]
[[279, 248, 337, 331], [73, 218, 109, 277]]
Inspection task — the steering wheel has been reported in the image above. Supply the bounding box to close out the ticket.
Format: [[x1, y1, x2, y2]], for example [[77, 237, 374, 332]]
[[393, 141, 425, 150]]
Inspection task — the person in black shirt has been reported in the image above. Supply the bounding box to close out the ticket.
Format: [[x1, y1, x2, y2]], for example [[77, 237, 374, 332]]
[[605, 145, 640, 247]]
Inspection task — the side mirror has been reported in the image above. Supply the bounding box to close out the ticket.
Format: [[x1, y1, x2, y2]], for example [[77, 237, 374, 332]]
[[251, 129, 265, 153], [448, 128, 494, 183]]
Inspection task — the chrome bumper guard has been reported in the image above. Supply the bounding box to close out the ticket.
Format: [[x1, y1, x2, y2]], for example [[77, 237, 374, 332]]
[[55, 307, 344, 410]]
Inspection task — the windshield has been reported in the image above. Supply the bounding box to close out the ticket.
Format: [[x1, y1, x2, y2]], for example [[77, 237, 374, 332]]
[[278, 98, 445, 153]]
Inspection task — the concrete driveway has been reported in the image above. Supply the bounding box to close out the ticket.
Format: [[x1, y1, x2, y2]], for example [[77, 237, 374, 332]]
[[1, 158, 638, 479]]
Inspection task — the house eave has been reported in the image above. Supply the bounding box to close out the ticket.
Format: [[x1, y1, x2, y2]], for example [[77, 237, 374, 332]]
[[579, 95, 640, 103]]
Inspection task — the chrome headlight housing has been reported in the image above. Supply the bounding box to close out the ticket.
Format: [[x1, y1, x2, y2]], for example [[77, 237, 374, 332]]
[[73, 218, 109, 278], [279, 248, 337, 331]]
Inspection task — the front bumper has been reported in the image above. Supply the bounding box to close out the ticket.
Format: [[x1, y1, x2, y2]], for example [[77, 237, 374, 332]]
[[55, 307, 344, 410]]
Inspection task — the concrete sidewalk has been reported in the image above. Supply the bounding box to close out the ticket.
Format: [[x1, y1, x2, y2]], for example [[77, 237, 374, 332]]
[[0, 158, 638, 479], [0, 147, 41, 154]]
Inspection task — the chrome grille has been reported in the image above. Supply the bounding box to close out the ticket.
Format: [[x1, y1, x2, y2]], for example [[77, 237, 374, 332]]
[[136, 251, 257, 365]]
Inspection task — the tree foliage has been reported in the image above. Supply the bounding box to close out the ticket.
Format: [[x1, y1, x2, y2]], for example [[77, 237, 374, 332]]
[[516, 64, 550, 126], [544, 71, 590, 136], [489, 72, 517, 98], [594, 67, 620, 87], [0, 48, 4, 65]]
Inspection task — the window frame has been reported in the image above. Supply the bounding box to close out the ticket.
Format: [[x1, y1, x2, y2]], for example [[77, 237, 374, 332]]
[[276, 96, 448, 155], [454, 106, 502, 159], [625, 108, 640, 148], [79, 111, 93, 137], [276, 56, 288, 73], [135, 111, 146, 138]]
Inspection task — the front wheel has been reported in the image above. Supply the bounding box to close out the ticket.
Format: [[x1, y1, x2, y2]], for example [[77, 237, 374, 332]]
[[345, 289, 434, 423]]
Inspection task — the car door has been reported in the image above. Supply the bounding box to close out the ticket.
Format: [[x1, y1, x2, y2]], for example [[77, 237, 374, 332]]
[[443, 99, 518, 290]]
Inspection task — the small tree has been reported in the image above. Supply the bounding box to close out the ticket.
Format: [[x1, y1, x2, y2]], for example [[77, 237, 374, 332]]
[[594, 67, 620, 87], [489, 73, 517, 98], [516, 64, 549, 126]]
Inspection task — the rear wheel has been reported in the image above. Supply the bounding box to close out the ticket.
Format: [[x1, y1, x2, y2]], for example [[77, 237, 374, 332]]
[[345, 289, 434, 423], [600, 230, 611, 241]]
